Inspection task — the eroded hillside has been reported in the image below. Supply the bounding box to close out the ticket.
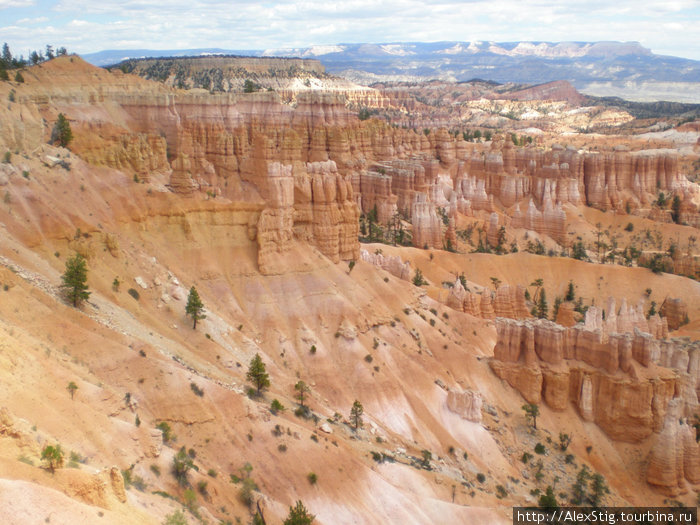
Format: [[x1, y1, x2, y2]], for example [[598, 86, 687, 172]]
[[0, 56, 699, 525]]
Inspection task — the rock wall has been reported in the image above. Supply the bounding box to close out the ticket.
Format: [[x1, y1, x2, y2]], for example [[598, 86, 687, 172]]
[[489, 317, 695, 443], [447, 280, 530, 320]]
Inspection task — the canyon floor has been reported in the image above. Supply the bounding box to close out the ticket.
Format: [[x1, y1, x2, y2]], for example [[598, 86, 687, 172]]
[[0, 55, 698, 525]]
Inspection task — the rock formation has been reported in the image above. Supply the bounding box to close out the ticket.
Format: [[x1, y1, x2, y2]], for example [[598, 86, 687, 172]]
[[446, 389, 483, 423], [490, 317, 694, 443], [646, 399, 700, 495], [359, 249, 411, 280], [411, 193, 443, 249], [447, 281, 530, 320], [661, 298, 689, 330]]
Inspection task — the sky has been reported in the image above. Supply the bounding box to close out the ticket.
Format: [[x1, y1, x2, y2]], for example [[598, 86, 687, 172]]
[[1, 0, 699, 60]]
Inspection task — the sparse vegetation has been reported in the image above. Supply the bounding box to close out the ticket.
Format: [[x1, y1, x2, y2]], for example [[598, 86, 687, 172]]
[[66, 381, 78, 400]]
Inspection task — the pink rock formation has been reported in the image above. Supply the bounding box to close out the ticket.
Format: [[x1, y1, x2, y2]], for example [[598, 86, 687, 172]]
[[447, 282, 530, 320], [647, 399, 700, 495], [446, 389, 483, 423], [490, 318, 689, 442], [359, 249, 411, 281], [411, 193, 443, 249], [661, 298, 689, 331]]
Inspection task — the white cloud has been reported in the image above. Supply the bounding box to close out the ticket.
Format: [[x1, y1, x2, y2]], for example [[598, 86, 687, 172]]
[[0, 0, 698, 60], [0, 0, 33, 8]]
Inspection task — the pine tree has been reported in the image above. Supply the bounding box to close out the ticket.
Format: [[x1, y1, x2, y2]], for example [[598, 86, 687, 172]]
[[52, 113, 73, 148], [522, 403, 539, 429], [61, 253, 90, 307], [246, 353, 270, 394], [295, 380, 310, 409], [590, 473, 609, 506], [565, 280, 575, 301], [67, 381, 78, 400], [536, 289, 548, 319], [350, 400, 364, 430], [185, 286, 205, 329], [538, 485, 559, 510], [283, 500, 315, 525]]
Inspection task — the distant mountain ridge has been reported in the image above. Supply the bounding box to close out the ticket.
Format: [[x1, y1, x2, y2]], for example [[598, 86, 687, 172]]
[[82, 41, 700, 102]]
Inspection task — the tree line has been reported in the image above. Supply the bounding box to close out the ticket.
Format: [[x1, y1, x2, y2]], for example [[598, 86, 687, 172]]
[[0, 43, 69, 80]]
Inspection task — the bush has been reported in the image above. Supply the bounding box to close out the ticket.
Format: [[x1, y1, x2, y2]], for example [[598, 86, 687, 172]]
[[172, 446, 194, 486], [197, 480, 208, 495], [270, 399, 285, 414], [163, 510, 188, 525], [476, 473, 486, 483], [127, 288, 140, 300], [41, 444, 64, 472], [238, 477, 258, 506], [624, 222, 634, 232], [190, 382, 204, 397], [496, 484, 508, 498], [534, 443, 546, 454], [284, 500, 315, 525], [156, 422, 175, 444], [307, 472, 317, 485], [412, 269, 427, 286]]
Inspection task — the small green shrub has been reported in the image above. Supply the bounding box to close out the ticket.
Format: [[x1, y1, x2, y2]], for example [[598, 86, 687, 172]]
[[307, 472, 317, 485], [127, 288, 140, 300], [270, 399, 285, 414], [534, 443, 546, 455], [156, 422, 175, 444], [476, 473, 486, 483]]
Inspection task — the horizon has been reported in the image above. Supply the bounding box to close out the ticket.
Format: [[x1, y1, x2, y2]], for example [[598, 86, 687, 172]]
[[1, 0, 699, 61]]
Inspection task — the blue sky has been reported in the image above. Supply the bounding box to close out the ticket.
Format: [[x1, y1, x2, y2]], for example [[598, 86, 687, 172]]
[[1, 0, 699, 60]]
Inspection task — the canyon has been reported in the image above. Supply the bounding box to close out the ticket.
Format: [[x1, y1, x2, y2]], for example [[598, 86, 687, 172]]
[[0, 54, 698, 524]]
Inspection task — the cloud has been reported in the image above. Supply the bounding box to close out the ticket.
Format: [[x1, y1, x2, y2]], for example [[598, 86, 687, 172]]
[[0, 0, 33, 7], [0, 0, 699, 60]]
